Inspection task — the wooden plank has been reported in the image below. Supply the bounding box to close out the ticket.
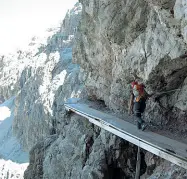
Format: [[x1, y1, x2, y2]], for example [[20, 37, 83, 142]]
[[64, 103, 187, 169]]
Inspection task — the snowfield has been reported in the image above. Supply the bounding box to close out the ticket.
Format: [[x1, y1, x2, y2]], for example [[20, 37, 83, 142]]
[[0, 97, 28, 178]]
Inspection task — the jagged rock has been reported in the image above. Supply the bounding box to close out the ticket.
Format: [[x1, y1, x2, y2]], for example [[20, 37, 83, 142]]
[[6, 3, 84, 151], [73, 0, 187, 135], [1, 1, 187, 179], [30, 114, 139, 179], [24, 135, 58, 179], [0, 95, 5, 104], [145, 160, 187, 179]]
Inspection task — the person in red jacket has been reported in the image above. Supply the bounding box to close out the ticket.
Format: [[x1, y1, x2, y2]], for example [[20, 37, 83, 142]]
[[129, 81, 152, 130]]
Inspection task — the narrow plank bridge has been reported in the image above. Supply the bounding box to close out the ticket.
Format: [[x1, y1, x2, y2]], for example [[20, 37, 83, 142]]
[[64, 101, 187, 170]]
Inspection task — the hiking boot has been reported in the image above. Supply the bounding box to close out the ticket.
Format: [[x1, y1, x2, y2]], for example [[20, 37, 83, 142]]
[[141, 123, 147, 131]]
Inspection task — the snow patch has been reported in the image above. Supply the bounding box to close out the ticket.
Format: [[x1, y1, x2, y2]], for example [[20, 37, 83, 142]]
[[0, 159, 28, 179], [0, 107, 11, 122], [0, 97, 28, 178]]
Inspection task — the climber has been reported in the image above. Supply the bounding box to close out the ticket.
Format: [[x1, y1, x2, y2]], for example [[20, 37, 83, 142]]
[[128, 81, 152, 130], [128, 51, 187, 130]]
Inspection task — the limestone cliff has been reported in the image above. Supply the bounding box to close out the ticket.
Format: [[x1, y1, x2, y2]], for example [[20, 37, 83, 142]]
[[73, 0, 187, 138], [25, 0, 187, 178], [1, 1, 187, 179], [22, 0, 187, 178]]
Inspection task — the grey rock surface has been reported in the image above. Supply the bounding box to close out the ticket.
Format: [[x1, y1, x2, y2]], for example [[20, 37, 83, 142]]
[[73, 0, 187, 137], [1, 1, 187, 179], [30, 114, 139, 179]]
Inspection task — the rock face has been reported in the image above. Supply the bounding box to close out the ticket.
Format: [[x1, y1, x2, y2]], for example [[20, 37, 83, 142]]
[[73, 0, 187, 135], [11, 3, 83, 151], [1, 1, 187, 179], [24, 135, 58, 179], [0, 97, 28, 179], [42, 115, 139, 179]]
